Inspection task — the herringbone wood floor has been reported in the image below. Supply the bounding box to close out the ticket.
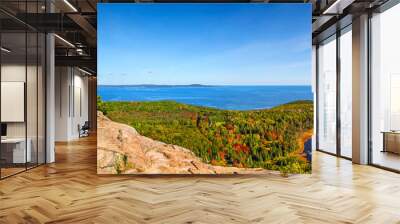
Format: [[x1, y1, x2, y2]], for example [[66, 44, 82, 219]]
[[1, 135, 400, 224]]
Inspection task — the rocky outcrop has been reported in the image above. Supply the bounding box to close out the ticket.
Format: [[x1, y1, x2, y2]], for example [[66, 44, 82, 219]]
[[97, 111, 276, 175]]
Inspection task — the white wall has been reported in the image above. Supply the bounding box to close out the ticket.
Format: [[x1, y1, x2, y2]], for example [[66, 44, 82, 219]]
[[55, 66, 69, 141], [1, 65, 41, 137], [72, 72, 89, 138], [55, 67, 89, 141], [1, 65, 26, 139]]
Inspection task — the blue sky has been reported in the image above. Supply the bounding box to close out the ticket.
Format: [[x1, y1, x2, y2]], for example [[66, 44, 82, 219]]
[[98, 4, 311, 85]]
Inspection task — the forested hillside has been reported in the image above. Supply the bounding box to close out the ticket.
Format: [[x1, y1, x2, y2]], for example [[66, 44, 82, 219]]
[[98, 98, 313, 173]]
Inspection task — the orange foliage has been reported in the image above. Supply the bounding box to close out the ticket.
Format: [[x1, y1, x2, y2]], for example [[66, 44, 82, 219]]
[[233, 143, 249, 154]]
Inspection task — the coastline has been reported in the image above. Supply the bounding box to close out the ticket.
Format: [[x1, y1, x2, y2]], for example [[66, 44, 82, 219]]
[[97, 85, 313, 111]]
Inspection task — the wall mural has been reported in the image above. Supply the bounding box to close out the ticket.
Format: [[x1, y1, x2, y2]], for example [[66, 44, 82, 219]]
[[97, 3, 313, 175]]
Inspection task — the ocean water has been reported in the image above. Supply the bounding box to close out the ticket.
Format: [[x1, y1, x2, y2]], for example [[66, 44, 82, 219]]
[[98, 85, 313, 111]]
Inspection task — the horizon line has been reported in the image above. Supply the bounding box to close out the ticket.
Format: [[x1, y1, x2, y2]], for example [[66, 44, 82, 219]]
[[98, 84, 312, 86]]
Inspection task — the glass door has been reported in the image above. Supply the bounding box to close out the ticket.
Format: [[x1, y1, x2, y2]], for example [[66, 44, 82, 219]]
[[339, 26, 352, 158], [0, 1, 47, 179], [317, 35, 337, 154], [370, 3, 400, 171], [1, 30, 28, 178]]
